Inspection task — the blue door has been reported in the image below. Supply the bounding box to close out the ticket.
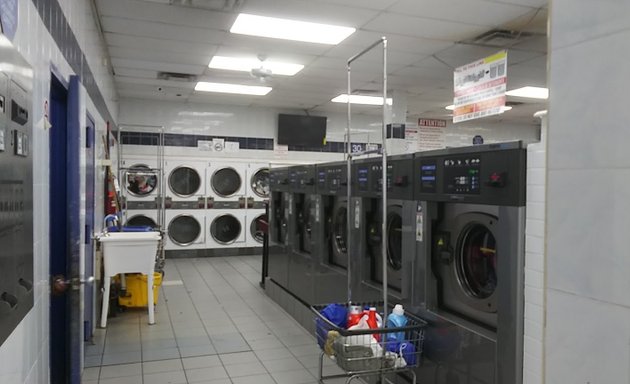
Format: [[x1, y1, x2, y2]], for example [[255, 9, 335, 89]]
[[49, 74, 82, 384], [84, 114, 96, 341]]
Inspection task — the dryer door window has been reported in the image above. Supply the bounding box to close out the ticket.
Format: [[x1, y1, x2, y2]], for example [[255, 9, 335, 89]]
[[331, 204, 348, 268], [251, 214, 266, 244], [211, 214, 242, 244], [457, 223, 497, 299], [169, 166, 201, 197], [386, 211, 403, 271], [126, 165, 158, 196], [212, 167, 242, 197], [251, 168, 270, 198], [127, 215, 158, 229], [168, 215, 201, 245]]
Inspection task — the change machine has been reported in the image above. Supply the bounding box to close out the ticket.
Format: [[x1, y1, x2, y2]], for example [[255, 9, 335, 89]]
[[0, 38, 34, 346], [413, 142, 527, 384]]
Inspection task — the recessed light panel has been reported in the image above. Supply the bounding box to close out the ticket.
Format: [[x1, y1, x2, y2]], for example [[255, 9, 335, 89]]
[[506, 86, 549, 99], [331, 94, 393, 106], [209, 56, 304, 76], [195, 82, 272, 96], [230, 13, 355, 45]]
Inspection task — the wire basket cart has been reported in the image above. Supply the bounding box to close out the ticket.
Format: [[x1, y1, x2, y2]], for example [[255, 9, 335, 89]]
[[312, 302, 426, 384]]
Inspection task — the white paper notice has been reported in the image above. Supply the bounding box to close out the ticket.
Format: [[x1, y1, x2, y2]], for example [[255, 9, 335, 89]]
[[404, 126, 419, 152], [224, 141, 239, 152], [453, 50, 507, 123], [418, 118, 446, 151]]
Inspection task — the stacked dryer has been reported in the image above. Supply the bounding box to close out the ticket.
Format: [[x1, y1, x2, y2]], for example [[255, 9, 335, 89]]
[[412, 142, 527, 384], [163, 158, 206, 252], [350, 154, 416, 304], [206, 161, 247, 250], [121, 157, 161, 230], [246, 163, 270, 248]]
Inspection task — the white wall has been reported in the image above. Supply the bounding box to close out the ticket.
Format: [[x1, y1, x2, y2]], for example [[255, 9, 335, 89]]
[[546, 1, 630, 383], [118, 98, 540, 155], [0, 1, 117, 383]]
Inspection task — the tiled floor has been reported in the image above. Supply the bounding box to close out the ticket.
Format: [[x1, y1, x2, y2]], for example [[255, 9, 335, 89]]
[[83, 256, 347, 384]]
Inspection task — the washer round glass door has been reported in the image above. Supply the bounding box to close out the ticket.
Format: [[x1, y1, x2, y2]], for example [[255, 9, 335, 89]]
[[126, 164, 158, 197], [386, 210, 403, 271], [250, 168, 270, 198], [212, 167, 242, 197], [127, 214, 158, 229], [211, 214, 242, 244], [168, 166, 201, 197], [251, 214, 266, 244], [456, 223, 497, 300], [331, 202, 347, 267], [168, 215, 201, 246]]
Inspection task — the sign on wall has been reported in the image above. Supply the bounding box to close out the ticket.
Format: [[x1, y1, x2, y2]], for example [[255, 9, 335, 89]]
[[453, 50, 507, 123], [418, 118, 446, 150]]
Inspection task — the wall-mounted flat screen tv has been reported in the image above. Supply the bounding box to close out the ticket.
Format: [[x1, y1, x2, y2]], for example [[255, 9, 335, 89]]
[[277, 114, 327, 147]]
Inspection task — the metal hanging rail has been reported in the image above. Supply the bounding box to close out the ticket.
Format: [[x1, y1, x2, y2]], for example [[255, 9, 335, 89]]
[[345, 37, 389, 326]]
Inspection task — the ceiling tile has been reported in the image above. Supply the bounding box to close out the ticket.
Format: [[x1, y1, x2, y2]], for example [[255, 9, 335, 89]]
[[113, 68, 159, 79], [389, 0, 535, 27], [239, 0, 379, 28], [220, 34, 332, 57], [486, 0, 547, 8], [316, 0, 399, 11], [96, 0, 235, 30], [363, 12, 489, 41], [101, 17, 228, 44], [111, 58, 206, 75], [109, 46, 211, 66], [104, 32, 219, 55]]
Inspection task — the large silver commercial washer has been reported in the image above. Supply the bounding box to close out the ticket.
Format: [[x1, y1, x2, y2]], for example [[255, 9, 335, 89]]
[[412, 142, 526, 384]]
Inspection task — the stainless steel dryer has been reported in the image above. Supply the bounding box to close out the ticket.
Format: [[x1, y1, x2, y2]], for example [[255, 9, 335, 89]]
[[268, 167, 290, 289], [351, 155, 416, 304], [311, 161, 349, 304], [287, 164, 317, 304], [412, 142, 527, 384]]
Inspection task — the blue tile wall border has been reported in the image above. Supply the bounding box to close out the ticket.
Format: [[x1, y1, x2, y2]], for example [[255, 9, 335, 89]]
[[120, 131, 378, 154], [31, 0, 117, 128]]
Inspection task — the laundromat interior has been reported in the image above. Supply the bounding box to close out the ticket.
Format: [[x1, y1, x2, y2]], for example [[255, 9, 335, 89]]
[[0, 0, 628, 383]]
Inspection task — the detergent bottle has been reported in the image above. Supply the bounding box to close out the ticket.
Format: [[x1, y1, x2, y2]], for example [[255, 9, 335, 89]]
[[366, 307, 380, 341], [386, 304, 408, 343]]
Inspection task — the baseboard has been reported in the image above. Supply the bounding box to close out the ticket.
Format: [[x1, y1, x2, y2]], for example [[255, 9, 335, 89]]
[[165, 247, 262, 258]]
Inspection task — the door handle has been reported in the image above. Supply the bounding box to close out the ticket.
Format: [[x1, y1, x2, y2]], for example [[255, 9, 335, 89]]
[[51, 275, 95, 296]]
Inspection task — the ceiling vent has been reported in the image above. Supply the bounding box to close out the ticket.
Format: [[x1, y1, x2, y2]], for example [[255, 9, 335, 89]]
[[463, 29, 537, 48], [157, 71, 198, 82]]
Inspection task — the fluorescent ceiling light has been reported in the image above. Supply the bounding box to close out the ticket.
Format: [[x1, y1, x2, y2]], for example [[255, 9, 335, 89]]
[[331, 94, 393, 106], [506, 86, 549, 99], [445, 104, 512, 112], [195, 82, 272, 96], [209, 56, 304, 76], [230, 13, 355, 45]]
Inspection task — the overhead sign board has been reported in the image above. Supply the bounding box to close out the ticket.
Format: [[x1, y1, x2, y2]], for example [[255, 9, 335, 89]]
[[453, 50, 507, 123]]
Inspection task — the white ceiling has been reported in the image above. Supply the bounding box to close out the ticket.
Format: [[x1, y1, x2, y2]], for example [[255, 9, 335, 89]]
[[95, 0, 549, 124]]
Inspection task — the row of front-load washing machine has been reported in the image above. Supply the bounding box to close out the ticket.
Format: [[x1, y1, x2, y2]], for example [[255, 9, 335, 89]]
[[120, 157, 270, 252], [268, 142, 529, 384]]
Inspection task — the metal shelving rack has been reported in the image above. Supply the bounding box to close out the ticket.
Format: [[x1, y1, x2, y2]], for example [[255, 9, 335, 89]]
[[116, 124, 166, 272]]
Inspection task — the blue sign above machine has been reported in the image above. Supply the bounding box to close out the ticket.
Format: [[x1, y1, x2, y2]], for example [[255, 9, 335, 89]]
[[0, 0, 18, 41]]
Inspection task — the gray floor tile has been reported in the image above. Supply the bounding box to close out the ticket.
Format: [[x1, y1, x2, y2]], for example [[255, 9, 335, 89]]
[[218, 352, 257, 366], [185, 366, 229, 383], [82, 367, 100, 380], [182, 355, 222, 370], [188, 380, 231, 384], [99, 363, 142, 379], [231, 373, 276, 384], [176, 336, 212, 348], [288, 344, 321, 357], [282, 334, 315, 347], [142, 358, 183, 374], [142, 347, 181, 362], [254, 347, 295, 361], [101, 351, 142, 366], [98, 375, 143, 384], [248, 337, 285, 351], [224, 361, 267, 378], [143, 370, 188, 384], [271, 368, 317, 384], [179, 344, 217, 358], [262, 356, 304, 373], [84, 355, 102, 367]]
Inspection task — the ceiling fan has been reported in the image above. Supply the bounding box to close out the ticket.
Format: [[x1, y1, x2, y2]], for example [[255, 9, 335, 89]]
[[250, 54, 273, 82]]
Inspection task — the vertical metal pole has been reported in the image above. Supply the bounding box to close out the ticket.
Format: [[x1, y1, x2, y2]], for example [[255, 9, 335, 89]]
[[346, 62, 353, 304], [381, 37, 389, 337]]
